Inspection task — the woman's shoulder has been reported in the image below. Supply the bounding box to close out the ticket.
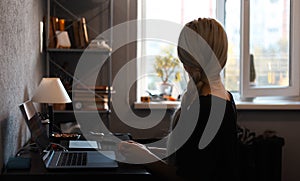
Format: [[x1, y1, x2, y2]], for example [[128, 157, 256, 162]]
[[226, 91, 235, 101]]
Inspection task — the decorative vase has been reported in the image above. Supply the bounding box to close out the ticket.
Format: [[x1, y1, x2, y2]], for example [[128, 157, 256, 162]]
[[158, 82, 173, 96]]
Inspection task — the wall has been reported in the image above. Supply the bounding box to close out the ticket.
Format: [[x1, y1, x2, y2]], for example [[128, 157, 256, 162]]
[[238, 110, 300, 181], [0, 0, 45, 171]]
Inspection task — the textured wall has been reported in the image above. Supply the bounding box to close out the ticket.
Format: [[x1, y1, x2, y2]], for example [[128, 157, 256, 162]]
[[0, 0, 45, 171]]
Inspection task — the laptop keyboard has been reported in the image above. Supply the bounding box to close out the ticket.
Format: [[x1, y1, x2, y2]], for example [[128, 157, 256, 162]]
[[57, 152, 87, 166]]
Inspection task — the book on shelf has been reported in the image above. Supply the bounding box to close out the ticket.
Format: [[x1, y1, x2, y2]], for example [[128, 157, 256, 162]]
[[72, 19, 81, 48], [72, 17, 89, 49], [81, 17, 89, 46], [74, 85, 112, 91], [73, 96, 108, 102], [77, 18, 85, 48], [71, 85, 113, 111], [46, 16, 90, 49], [45, 16, 58, 48], [72, 91, 109, 102], [73, 100, 109, 111]]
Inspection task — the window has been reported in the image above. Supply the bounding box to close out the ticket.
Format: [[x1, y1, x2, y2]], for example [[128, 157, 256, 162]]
[[137, 0, 299, 102], [225, 0, 299, 100]]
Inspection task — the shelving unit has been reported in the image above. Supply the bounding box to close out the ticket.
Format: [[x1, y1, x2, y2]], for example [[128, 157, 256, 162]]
[[45, 0, 114, 137]]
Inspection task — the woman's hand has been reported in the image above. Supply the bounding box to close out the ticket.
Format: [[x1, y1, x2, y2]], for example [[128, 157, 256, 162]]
[[118, 140, 181, 180], [118, 140, 160, 164]]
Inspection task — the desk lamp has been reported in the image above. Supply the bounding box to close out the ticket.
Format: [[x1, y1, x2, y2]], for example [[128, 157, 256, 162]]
[[31, 77, 72, 139]]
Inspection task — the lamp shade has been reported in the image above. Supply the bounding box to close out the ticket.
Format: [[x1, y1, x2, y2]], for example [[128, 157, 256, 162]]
[[31, 78, 72, 103]]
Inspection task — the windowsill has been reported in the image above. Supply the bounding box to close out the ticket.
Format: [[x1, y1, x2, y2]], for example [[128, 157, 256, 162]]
[[134, 96, 300, 110], [233, 93, 300, 110], [235, 98, 300, 110]]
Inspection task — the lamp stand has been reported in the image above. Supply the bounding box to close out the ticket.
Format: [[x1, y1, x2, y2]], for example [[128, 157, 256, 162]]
[[48, 104, 54, 140]]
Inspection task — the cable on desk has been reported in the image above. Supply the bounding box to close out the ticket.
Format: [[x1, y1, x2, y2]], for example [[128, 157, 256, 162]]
[[15, 142, 39, 157], [16, 141, 69, 158], [49, 142, 68, 151]]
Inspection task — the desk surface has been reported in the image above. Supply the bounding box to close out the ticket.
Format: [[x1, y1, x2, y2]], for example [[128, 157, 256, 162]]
[[2, 137, 152, 179]]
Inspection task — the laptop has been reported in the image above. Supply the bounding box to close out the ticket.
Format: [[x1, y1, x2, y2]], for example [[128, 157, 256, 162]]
[[19, 100, 118, 169]]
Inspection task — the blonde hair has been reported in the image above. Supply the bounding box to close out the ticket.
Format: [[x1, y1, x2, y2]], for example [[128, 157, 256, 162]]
[[178, 18, 228, 70]]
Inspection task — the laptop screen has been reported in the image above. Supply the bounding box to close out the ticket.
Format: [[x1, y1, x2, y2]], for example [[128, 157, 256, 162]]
[[27, 113, 51, 151], [19, 101, 50, 151]]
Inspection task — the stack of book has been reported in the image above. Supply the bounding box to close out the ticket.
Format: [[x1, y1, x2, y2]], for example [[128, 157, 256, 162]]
[[72, 85, 112, 111]]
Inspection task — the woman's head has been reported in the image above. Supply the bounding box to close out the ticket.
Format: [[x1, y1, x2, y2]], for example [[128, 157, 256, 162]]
[[177, 18, 228, 76]]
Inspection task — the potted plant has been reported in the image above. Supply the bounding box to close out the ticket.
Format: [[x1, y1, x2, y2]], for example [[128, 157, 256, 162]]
[[154, 45, 181, 96]]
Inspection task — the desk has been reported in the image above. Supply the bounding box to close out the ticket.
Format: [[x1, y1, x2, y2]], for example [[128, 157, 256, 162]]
[[2, 136, 153, 179]]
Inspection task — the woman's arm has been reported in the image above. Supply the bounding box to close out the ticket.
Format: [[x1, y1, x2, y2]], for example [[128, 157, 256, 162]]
[[118, 140, 184, 180], [147, 146, 166, 159]]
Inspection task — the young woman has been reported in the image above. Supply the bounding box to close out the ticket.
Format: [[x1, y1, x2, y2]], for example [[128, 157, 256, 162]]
[[118, 18, 239, 181]]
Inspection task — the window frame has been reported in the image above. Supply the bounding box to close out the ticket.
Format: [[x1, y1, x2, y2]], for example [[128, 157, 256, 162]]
[[240, 0, 299, 100]]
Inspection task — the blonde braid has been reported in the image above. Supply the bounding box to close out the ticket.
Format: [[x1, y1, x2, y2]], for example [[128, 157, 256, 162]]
[[172, 18, 228, 129]]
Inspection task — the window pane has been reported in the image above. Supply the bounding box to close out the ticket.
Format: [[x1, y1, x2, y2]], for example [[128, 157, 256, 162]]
[[249, 0, 290, 88], [138, 0, 216, 98], [144, 0, 216, 23], [224, 0, 290, 93], [224, 0, 241, 92], [142, 41, 188, 98]]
